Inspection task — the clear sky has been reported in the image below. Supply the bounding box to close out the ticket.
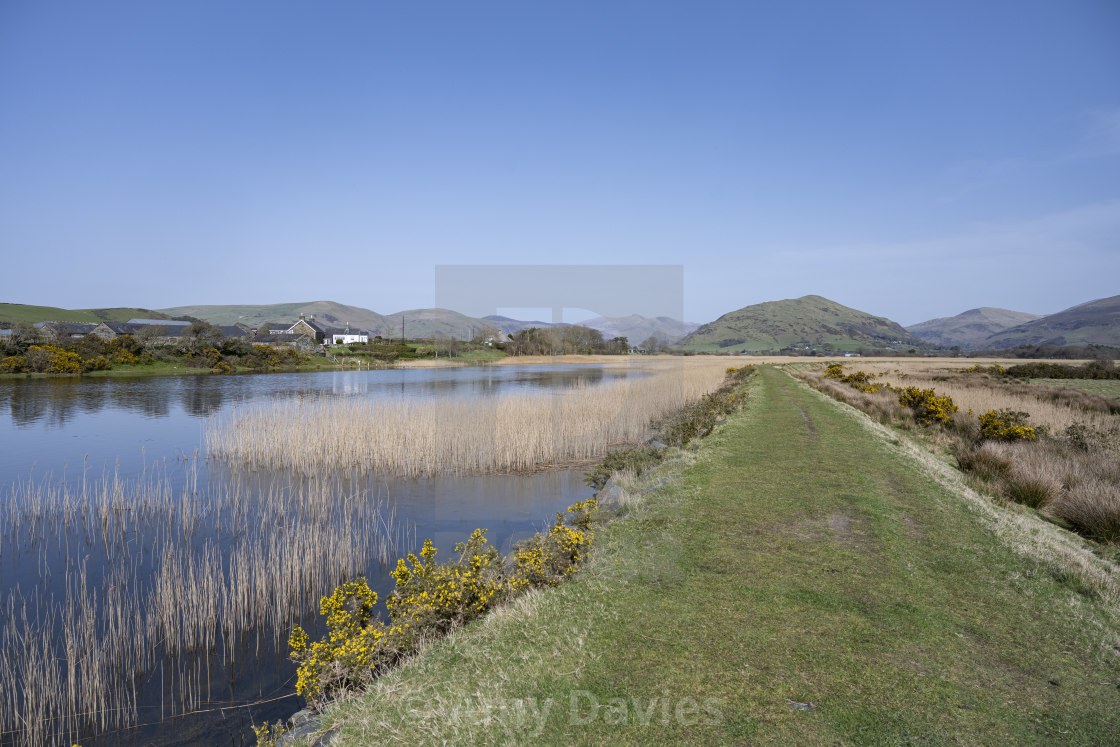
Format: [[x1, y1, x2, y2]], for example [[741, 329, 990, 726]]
[[1, 1, 1117, 326]]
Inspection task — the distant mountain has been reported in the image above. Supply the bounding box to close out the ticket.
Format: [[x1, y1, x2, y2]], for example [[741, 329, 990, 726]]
[[481, 315, 567, 335], [677, 295, 927, 353], [383, 308, 492, 340], [978, 294, 1120, 350], [580, 314, 699, 344], [907, 307, 1042, 350], [0, 303, 179, 325]]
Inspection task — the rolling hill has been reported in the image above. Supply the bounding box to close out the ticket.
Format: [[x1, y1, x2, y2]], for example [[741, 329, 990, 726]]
[[677, 295, 928, 353], [977, 294, 1120, 349], [0, 303, 180, 325], [907, 307, 1042, 350], [160, 301, 492, 339], [158, 301, 388, 333], [579, 315, 699, 344]]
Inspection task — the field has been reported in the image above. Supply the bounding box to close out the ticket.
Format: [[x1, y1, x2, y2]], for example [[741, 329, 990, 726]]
[[305, 366, 1120, 744]]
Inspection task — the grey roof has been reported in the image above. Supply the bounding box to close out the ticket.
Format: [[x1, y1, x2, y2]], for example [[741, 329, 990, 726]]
[[99, 321, 144, 334], [126, 318, 190, 326], [38, 321, 98, 335], [218, 325, 247, 337]]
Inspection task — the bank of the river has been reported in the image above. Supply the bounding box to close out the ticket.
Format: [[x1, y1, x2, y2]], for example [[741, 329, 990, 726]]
[[298, 365, 1119, 744]]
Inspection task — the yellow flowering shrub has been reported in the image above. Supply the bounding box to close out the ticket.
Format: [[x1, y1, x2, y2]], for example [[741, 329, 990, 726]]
[[288, 579, 394, 702], [0, 355, 26, 373], [978, 409, 1037, 442], [387, 529, 505, 641], [509, 498, 597, 591], [898, 386, 958, 426]]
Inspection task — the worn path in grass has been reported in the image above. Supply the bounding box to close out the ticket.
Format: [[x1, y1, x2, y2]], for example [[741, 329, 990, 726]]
[[321, 365, 1120, 745]]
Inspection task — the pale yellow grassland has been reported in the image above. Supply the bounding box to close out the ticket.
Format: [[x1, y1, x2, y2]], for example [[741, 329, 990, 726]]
[[847, 360, 1117, 434]]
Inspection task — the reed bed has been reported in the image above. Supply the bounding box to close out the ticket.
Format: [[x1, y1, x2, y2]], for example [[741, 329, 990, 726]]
[[0, 466, 410, 747], [207, 359, 731, 477]]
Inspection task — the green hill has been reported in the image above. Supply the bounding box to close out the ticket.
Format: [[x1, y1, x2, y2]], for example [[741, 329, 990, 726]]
[[678, 295, 928, 353], [907, 307, 1042, 350], [159, 301, 492, 339], [0, 303, 178, 325], [159, 301, 389, 334], [979, 294, 1120, 349]]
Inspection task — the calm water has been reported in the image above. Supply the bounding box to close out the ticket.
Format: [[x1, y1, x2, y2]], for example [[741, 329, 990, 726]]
[[0, 365, 637, 746]]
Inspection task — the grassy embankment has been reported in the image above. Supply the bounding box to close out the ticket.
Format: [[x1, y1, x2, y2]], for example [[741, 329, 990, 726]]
[[306, 365, 1119, 744]]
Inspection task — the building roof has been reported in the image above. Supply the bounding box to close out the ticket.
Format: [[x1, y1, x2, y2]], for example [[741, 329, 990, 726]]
[[37, 321, 98, 335]]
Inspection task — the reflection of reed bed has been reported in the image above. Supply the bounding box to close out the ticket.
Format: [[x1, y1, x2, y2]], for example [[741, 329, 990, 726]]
[[0, 467, 410, 747], [206, 360, 730, 477]]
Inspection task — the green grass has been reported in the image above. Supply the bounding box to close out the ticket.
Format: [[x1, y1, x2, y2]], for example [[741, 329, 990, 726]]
[[307, 365, 1120, 745], [1031, 378, 1120, 401], [0, 303, 174, 324]]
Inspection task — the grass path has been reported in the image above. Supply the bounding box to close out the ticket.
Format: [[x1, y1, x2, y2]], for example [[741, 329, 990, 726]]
[[319, 366, 1120, 744]]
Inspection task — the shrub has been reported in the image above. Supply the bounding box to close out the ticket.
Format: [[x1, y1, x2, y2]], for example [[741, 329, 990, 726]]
[[82, 355, 112, 372], [0, 355, 27, 373], [287, 514, 596, 708], [387, 529, 505, 641], [898, 386, 958, 426], [978, 409, 1037, 442], [288, 578, 396, 703], [508, 498, 598, 592], [584, 446, 663, 490]]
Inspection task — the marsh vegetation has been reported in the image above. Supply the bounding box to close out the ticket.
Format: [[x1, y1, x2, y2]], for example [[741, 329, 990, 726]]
[[206, 359, 732, 477]]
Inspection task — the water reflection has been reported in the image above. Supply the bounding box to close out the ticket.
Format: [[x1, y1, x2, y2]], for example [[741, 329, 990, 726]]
[[0, 364, 632, 746], [0, 364, 635, 429]]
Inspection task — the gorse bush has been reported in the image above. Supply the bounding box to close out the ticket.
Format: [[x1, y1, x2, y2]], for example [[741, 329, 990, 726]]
[[897, 386, 958, 426], [289, 502, 598, 708], [508, 498, 597, 592], [388, 529, 505, 640], [978, 409, 1037, 442]]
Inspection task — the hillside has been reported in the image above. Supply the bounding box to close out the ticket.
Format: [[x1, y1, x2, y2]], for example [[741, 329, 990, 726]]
[[160, 301, 494, 339], [0, 303, 179, 325], [906, 307, 1041, 350], [159, 301, 390, 335], [677, 295, 927, 353], [382, 308, 491, 339], [580, 314, 699, 344], [979, 294, 1120, 349]]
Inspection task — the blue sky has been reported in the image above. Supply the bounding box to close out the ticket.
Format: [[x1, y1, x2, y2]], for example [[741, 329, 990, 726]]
[[1, 1, 1117, 326]]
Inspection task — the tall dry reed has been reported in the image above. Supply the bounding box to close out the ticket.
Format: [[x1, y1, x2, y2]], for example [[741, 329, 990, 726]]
[[206, 360, 731, 477], [0, 466, 409, 747]]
